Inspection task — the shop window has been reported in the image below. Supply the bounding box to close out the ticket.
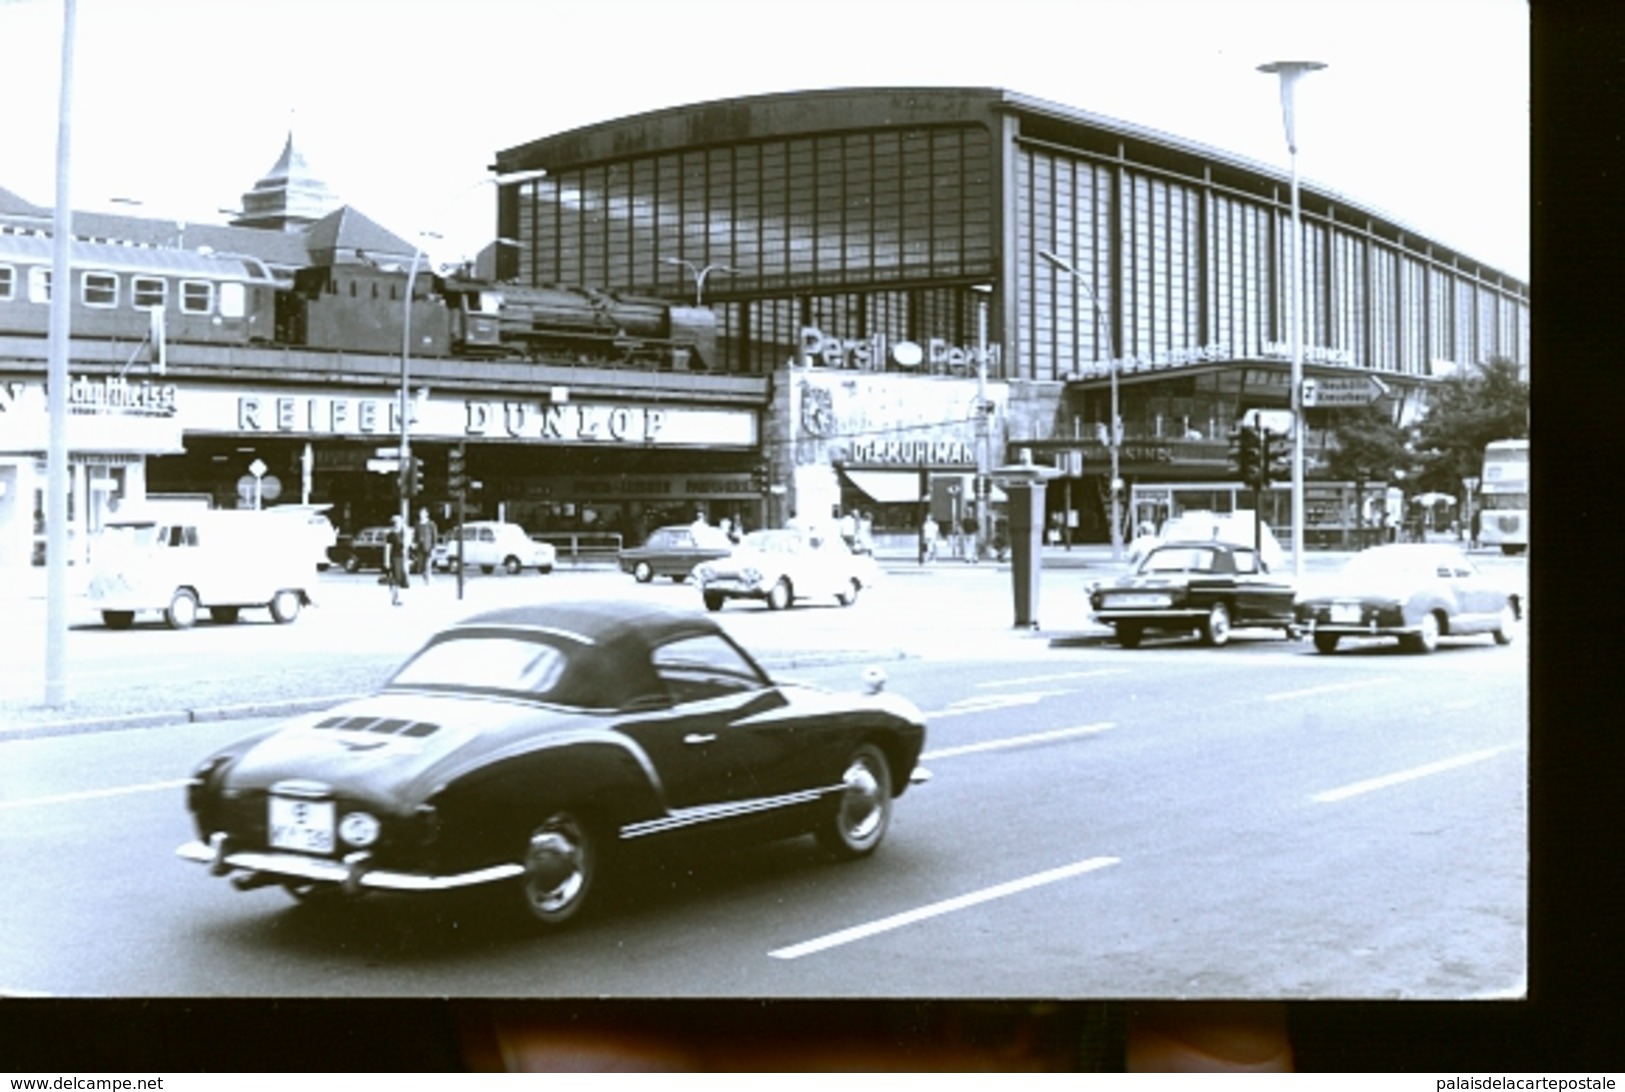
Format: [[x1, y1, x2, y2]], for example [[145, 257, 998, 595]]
[[132, 276, 166, 309], [180, 280, 214, 314], [82, 271, 118, 308]]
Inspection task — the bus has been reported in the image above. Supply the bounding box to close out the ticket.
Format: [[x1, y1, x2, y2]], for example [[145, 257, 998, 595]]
[[1476, 438, 1529, 554]]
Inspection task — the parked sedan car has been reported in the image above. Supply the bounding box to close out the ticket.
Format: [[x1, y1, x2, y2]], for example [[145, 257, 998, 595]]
[[1089, 540, 1298, 647], [176, 600, 928, 928], [1294, 543, 1522, 654], [431, 520, 556, 575], [618, 524, 734, 583], [333, 525, 391, 573], [694, 528, 879, 611]]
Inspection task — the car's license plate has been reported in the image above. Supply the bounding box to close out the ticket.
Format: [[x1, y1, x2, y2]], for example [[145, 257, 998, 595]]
[[1330, 602, 1361, 624], [269, 796, 335, 854]]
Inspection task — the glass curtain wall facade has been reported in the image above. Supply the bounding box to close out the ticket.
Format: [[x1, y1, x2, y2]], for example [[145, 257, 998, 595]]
[[512, 125, 999, 376]]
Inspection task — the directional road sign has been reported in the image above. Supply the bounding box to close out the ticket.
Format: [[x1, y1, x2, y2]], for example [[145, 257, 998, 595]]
[[1302, 374, 1389, 408]]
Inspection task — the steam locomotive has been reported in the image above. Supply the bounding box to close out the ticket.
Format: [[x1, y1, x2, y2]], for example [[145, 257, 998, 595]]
[[0, 229, 718, 370]]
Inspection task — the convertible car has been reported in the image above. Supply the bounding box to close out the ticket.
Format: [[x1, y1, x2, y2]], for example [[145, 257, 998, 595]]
[[1295, 543, 1522, 654], [176, 600, 928, 928], [1088, 539, 1298, 647]]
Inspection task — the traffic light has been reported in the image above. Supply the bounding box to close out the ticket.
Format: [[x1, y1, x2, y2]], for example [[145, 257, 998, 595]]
[[1261, 429, 1290, 488], [751, 462, 770, 493], [400, 456, 423, 499], [1228, 425, 1264, 491], [447, 445, 467, 496]]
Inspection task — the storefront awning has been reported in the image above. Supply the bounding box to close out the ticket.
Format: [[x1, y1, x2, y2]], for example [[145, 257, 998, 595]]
[[841, 469, 923, 505], [841, 469, 1007, 504]]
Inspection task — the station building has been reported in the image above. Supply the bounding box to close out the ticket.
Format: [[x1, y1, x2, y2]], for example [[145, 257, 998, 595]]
[[492, 86, 1529, 543]]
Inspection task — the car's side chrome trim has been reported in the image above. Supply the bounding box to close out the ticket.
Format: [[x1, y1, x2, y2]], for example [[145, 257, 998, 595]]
[[618, 786, 832, 840], [177, 840, 524, 891]]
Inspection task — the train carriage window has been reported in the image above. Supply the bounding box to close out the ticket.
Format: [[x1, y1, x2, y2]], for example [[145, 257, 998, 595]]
[[0, 265, 14, 301], [218, 282, 246, 319], [179, 280, 214, 314], [82, 271, 118, 308], [132, 277, 166, 309], [28, 267, 51, 303]]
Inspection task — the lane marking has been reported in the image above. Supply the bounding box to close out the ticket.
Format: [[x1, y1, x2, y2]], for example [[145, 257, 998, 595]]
[[1311, 745, 1518, 803], [921, 722, 1112, 760], [928, 691, 1070, 718], [769, 856, 1120, 960], [1264, 676, 1401, 702], [975, 669, 1129, 689], [0, 779, 189, 811]]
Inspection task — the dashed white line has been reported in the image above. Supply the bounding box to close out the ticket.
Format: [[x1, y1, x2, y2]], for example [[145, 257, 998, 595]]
[[1264, 676, 1401, 702], [927, 691, 1071, 718], [921, 722, 1112, 760], [769, 856, 1121, 960], [0, 779, 188, 810], [1311, 745, 1518, 803]]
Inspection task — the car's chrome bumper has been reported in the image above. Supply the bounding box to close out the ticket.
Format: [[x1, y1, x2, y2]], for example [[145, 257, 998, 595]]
[[1091, 608, 1208, 625], [177, 834, 523, 894]]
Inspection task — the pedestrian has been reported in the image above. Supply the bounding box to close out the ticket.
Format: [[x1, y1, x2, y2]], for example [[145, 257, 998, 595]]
[[385, 514, 409, 605], [1470, 507, 1482, 550], [921, 513, 939, 562], [414, 508, 437, 585]]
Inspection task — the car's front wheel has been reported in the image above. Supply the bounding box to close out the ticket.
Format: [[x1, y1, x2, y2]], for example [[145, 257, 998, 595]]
[[766, 577, 793, 611], [210, 606, 240, 624], [102, 610, 134, 630], [1313, 632, 1341, 654], [1116, 623, 1144, 648], [1492, 603, 1517, 645], [503, 556, 522, 575], [816, 743, 893, 859], [164, 588, 199, 630], [836, 578, 861, 606], [1200, 602, 1232, 647], [703, 591, 726, 612], [269, 589, 302, 624], [343, 555, 360, 574], [633, 561, 654, 583], [515, 811, 600, 929], [1401, 611, 1441, 654]]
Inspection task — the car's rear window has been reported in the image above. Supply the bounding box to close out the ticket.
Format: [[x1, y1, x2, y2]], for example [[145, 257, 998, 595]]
[[383, 629, 647, 709]]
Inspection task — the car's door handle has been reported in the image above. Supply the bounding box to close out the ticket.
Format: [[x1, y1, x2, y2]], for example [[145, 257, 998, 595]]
[[684, 733, 717, 745]]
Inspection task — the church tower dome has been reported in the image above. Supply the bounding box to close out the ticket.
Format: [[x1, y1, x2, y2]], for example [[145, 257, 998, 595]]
[[231, 131, 339, 232]]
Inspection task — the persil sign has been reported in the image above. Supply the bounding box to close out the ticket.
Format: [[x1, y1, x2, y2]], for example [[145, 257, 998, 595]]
[[798, 326, 1000, 375]]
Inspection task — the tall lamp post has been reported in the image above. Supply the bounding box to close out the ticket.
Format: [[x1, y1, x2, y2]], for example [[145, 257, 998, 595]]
[[1039, 249, 1122, 561], [398, 170, 546, 536], [1258, 60, 1326, 579], [661, 256, 740, 306], [972, 283, 993, 560]]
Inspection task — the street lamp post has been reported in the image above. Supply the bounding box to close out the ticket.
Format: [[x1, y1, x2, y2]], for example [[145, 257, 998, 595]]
[[661, 256, 739, 307], [972, 284, 993, 560], [1039, 249, 1122, 561], [1258, 60, 1326, 579]]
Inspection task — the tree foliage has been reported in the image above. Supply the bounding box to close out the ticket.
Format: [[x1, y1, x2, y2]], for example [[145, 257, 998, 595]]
[[1321, 402, 1412, 485], [1411, 356, 1530, 492]]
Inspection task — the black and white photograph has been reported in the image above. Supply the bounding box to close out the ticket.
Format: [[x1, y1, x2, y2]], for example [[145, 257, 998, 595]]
[[1, 0, 1532, 1043]]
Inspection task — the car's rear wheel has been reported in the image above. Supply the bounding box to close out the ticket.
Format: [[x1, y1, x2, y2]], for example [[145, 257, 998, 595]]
[[633, 561, 654, 583], [816, 743, 893, 860], [1116, 623, 1144, 648], [837, 578, 861, 606], [343, 556, 360, 574], [515, 811, 600, 929], [1401, 611, 1441, 654], [481, 565, 496, 575], [703, 591, 725, 612], [1200, 602, 1232, 647], [210, 606, 240, 624], [164, 588, 199, 630], [766, 578, 793, 611], [1492, 603, 1517, 645], [269, 589, 302, 624], [1313, 632, 1341, 654], [102, 610, 134, 630]]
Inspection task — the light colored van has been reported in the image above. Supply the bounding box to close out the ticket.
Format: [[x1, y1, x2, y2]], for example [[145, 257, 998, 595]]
[[87, 509, 316, 629]]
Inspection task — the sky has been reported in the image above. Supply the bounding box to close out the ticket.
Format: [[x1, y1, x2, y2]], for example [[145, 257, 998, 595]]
[[0, 0, 1528, 280]]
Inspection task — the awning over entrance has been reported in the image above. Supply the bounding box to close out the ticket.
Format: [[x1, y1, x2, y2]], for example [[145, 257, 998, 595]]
[[840, 469, 923, 504], [841, 468, 1007, 504]]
